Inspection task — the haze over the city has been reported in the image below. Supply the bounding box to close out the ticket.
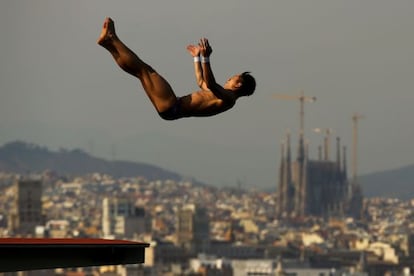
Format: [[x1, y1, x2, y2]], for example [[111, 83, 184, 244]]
[[1, 1, 413, 188]]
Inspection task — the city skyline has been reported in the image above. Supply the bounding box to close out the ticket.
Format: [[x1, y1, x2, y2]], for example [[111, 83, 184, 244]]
[[0, 171, 411, 275], [1, 1, 414, 188]]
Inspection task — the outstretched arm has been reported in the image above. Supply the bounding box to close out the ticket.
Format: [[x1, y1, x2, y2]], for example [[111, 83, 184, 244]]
[[199, 38, 234, 101], [186, 44, 208, 91]]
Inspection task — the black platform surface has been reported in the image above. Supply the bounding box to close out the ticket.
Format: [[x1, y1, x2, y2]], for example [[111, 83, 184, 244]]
[[0, 238, 149, 272]]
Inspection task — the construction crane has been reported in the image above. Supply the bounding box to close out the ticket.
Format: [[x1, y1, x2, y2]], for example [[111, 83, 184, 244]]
[[352, 112, 364, 183], [273, 90, 317, 138], [312, 128, 333, 161]]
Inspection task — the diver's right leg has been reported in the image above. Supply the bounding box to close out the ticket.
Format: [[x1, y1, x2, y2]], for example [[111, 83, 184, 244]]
[[97, 17, 177, 113]]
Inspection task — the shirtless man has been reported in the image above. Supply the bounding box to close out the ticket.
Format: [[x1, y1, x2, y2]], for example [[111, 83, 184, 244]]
[[97, 17, 256, 120]]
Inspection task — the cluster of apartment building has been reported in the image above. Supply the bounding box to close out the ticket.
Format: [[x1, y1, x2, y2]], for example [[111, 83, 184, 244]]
[[0, 171, 413, 275]]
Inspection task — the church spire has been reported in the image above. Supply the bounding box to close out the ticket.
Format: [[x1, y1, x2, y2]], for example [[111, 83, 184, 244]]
[[286, 130, 291, 164], [342, 146, 348, 178], [336, 137, 341, 172]]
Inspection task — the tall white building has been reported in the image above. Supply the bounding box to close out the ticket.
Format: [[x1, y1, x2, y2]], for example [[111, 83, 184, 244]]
[[102, 197, 151, 239]]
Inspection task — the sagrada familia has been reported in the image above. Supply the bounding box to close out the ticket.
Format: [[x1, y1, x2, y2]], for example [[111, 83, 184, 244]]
[[276, 130, 364, 219]]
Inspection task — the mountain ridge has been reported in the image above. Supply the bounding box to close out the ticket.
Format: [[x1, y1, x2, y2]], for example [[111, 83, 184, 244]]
[[359, 164, 414, 200], [0, 141, 183, 181], [0, 140, 413, 199]]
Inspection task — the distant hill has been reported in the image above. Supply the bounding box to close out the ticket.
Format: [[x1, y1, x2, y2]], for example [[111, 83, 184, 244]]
[[0, 141, 183, 181], [1, 141, 414, 199], [359, 165, 414, 200]]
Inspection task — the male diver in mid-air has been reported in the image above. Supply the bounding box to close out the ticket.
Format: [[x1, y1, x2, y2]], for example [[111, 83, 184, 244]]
[[97, 17, 256, 120]]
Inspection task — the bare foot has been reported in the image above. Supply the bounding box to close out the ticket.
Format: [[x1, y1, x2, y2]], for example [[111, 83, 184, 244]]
[[97, 17, 117, 46]]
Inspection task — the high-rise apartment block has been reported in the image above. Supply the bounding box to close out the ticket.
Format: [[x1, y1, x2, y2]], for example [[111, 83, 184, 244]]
[[9, 179, 44, 235], [102, 197, 151, 239], [176, 204, 210, 254]]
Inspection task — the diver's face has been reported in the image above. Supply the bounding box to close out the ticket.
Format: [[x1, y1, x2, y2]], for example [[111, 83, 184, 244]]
[[224, 74, 242, 90]]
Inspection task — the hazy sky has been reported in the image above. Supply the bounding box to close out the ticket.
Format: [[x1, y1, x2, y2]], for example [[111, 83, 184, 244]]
[[1, 1, 413, 189]]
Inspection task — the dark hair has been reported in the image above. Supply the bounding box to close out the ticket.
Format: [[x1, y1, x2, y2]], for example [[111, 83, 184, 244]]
[[239, 72, 256, 96]]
